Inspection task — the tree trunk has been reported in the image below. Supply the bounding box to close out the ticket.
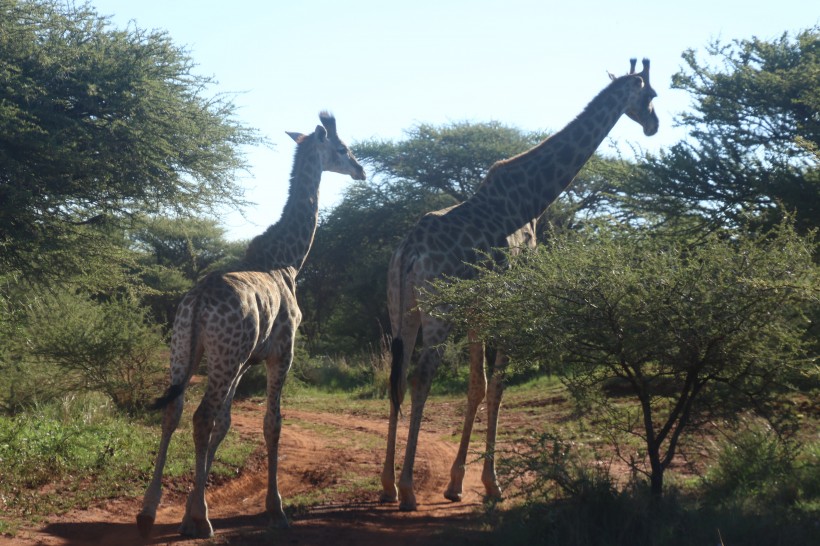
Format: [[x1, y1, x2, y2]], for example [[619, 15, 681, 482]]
[[648, 446, 664, 498]]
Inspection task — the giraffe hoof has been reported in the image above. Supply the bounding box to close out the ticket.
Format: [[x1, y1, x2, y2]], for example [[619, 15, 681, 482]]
[[268, 514, 290, 530], [398, 487, 417, 511], [136, 512, 155, 539], [443, 490, 463, 503], [379, 491, 399, 504], [484, 485, 503, 501], [179, 517, 214, 538]]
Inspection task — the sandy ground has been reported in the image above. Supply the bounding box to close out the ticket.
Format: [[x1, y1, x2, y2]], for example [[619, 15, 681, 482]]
[[6, 397, 502, 546]]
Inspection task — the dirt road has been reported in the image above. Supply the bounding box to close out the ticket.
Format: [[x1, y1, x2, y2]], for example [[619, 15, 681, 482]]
[[8, 398, 498, 546]]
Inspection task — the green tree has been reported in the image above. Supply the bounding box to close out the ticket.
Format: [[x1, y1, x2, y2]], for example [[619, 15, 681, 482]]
[[298, 178, 450, 353], [131, 216, 242, 282], [130, 216, 246, 330], [354, 121, 547, 201], [0, 0, 260, 282], [627, 28, 819, 234], [429, 221, 818, 497]]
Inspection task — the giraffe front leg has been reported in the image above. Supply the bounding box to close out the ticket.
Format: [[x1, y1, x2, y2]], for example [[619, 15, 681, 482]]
[[445, 337, 487, 502], [263, 399, 289, 529], [264, 356, 290, 529]]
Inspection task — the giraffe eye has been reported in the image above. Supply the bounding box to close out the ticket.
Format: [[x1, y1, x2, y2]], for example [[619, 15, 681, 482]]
[[337, 147, 348, 155]]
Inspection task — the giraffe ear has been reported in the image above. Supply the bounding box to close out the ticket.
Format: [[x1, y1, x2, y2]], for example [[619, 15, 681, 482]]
[[314, 125, 327, 142], [286, 131, 304, 143]]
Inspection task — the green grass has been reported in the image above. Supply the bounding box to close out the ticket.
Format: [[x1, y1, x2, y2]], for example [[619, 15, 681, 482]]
[[0, 391, 254, 535], [283, 384, 388, 417], [1, 369, 818, 545]]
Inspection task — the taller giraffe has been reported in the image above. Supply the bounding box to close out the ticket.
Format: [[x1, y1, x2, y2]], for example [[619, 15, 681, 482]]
[[137, 112, 365, 538], [381, 59, 659, 510]]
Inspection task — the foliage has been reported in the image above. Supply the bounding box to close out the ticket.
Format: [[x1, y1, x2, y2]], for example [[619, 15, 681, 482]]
[[130, 215, 246, 330], [0, 0, 261, 282], [491, 413, 820, 545], [428, 220, 819, 496], [626, 27, 819, 234], [131, 216, 244, 282], [0, 392, 255, 528], [298, 178, 450, 353], [0, 215, 247, 412], [492, 436, 684, 546], [701, 426, 806, 509], [354, 121, 547, 201], [2, 289, 168, 412]]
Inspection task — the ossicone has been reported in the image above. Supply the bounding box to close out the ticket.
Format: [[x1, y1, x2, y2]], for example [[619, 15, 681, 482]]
[[319, 111, 337, 137]]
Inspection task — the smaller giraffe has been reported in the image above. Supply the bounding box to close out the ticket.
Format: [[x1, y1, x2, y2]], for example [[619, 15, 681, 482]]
[[136, 112, 365, 539]]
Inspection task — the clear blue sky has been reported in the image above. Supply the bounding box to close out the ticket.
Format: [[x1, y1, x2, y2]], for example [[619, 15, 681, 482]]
[[89, 0, 815, 241]]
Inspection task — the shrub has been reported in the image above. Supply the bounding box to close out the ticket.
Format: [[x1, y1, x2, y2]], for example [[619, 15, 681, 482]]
[[19, 291, 167, 412], [430, 219, 819, 497], [703, 427, 804, 509]]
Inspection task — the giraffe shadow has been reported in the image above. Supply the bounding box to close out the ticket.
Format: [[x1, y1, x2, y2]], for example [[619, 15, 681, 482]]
[[284, 499, 490, 545], [39, 512, 267, 545], [40, 502, 489, 545]]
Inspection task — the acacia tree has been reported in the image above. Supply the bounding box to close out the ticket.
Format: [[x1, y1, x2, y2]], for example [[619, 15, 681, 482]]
[[428, 221, 818, 497], [353, 121, 547, 201], [0, 0, 260, 282], [129, 216, 246, 331], [297, 179, 450, 353], [626, 27, 819, 234], [0, 0, 261, 410]]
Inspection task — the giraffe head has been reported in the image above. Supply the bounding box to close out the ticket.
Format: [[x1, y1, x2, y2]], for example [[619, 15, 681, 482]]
[[287, 111, 366, 180], [612, 58, 659, 136]]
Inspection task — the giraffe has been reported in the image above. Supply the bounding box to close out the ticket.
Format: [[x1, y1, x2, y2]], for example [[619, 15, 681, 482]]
[[136, 112, 365, 538], [381, 59, 659, 511]]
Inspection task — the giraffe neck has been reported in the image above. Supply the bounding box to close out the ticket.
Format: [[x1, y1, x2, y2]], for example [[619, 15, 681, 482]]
[[242, 143, 321, 273], [465, 75, 637, 233]]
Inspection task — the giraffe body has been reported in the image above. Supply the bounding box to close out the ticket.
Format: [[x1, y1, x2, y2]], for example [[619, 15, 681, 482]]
[[137, 112, 364, 538], [381, 60, 659, 510]]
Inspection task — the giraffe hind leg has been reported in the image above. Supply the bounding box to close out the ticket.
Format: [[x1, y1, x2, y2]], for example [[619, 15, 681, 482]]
[[137, 388, 185, 538], [201, 363, 251, 476], [178, 396, 218, 538], [398, 340, 446, 511], [444, 336, 488, 502], [179, 356, 245, 539], [381, 313, 420, 504]]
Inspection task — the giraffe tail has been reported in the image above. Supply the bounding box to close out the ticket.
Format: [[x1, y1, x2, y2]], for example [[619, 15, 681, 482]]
[[148, 383, 185, 410], [147, 284, 204, 411], [389, 337, 404, 415]]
